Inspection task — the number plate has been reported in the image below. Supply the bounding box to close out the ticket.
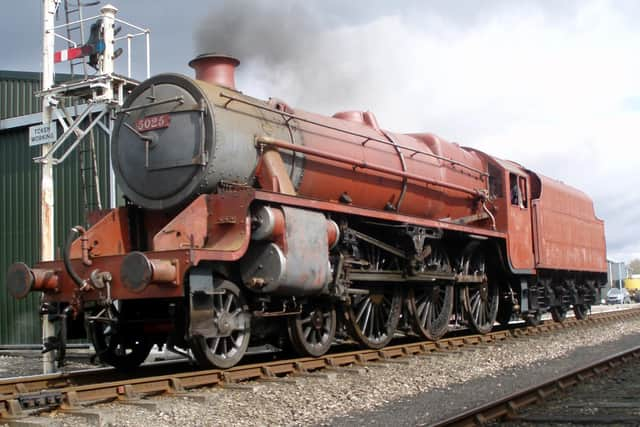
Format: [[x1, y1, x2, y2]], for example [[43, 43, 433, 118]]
[[135, 114, 171, 132]]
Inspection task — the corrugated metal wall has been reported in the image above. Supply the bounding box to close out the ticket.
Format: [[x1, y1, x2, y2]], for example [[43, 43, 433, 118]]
[[0, 129, 42, 343], [0, 71, 112, 344], [0, 72, 42, 119], [0, 71, 73, 120]]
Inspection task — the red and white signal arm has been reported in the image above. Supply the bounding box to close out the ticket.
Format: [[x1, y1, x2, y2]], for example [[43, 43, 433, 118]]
[[54, 45, 93, 63]]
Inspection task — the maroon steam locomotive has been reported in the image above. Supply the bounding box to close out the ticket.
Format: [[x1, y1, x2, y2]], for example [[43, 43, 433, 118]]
[[7, 54, 607, 369]]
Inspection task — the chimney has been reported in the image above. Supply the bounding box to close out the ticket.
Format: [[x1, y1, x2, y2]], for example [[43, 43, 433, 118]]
[[188, 53, 240, 90]]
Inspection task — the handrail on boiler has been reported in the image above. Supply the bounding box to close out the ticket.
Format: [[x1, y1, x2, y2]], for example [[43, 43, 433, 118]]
[[220, 93, 488, 178], [256, 136, 486, 199]]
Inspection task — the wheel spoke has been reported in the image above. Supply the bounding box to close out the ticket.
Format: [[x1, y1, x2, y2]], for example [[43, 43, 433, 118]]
[[364, 303, 373, 336], [356, 299, 370, 323], [221, 337, 228, 356], [471, 294, 481, 318], [303, 325, 312, 340], [416, 297, 425, 314], [210, 336, 220, 354], [421, 301, 430, 326]]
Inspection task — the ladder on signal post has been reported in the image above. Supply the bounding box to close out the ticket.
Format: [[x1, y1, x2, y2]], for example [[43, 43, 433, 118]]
[[63, 0, 103, 212], [63, 0, 98, 79]]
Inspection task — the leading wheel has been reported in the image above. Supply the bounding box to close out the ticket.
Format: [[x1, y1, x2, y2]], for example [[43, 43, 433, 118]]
[[288, 302, 336, 357], [345, 287, 402, 349], [89, 319, 153, 371], [190, 280, 251, 369], [460, 243, 499, 334]]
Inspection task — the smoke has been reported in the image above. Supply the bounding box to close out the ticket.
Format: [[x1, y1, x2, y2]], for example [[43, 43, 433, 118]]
[[194, 0, 640, 261], [194, 1, 431, 121], [195, 1, 324, 66]]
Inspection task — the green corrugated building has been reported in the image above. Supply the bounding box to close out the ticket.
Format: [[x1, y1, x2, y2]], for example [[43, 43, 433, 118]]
[[0, 70, 113, 344]]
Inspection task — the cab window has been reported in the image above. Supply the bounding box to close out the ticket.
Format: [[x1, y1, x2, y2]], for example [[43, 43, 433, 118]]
[[488, 164, 503, 198], [510, 173, 528, 208]]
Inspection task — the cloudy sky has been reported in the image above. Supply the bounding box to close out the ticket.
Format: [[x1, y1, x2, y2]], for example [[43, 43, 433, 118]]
[[1, 0, 639, 263]]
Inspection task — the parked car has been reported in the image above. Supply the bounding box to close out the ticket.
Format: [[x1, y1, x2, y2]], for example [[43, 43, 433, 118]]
[[606, 288, 631, 304]]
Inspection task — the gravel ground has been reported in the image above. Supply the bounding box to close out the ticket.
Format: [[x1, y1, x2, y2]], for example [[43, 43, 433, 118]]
[[0, 353, 94, 379], [36, 311, 640, 427]]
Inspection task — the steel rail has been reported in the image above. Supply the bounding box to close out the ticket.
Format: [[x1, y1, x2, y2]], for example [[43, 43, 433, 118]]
[[432, 344, 640, 427], [1, 307, 639, 420]]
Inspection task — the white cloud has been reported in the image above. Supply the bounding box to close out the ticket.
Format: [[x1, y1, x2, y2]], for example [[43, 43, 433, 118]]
[[227, 1, 640, 261]]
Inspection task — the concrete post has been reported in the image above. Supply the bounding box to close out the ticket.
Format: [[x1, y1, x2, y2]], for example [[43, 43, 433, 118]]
[[100, 4, 118, 208], [100, 4, 117, 98], [41, 0, 57, 374]]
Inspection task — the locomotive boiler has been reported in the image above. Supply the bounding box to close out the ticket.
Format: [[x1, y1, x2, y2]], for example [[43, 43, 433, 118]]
[[7, 54, 608, 370]]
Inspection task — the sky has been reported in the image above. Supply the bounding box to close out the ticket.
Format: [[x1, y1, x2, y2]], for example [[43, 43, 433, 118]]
[[1, 0, 639, 263]]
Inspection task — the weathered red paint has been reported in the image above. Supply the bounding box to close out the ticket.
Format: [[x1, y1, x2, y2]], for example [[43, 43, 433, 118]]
[[69, 208, 131, 259], [493, 158, 536, 271], [289, 110, 490, 223], [531, 174, 606, 272]]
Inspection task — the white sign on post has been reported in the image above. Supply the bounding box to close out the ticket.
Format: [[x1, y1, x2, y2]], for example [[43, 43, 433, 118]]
[[29, 123, 57, 146]]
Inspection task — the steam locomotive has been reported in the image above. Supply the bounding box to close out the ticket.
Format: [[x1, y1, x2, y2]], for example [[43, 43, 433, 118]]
[[7, 54, 607, 370]]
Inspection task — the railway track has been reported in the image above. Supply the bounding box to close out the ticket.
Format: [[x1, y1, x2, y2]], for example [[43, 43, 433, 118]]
[[498, 348, 640, 425], [2, 307, 639, 423], [433, 319, 640, 426]]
